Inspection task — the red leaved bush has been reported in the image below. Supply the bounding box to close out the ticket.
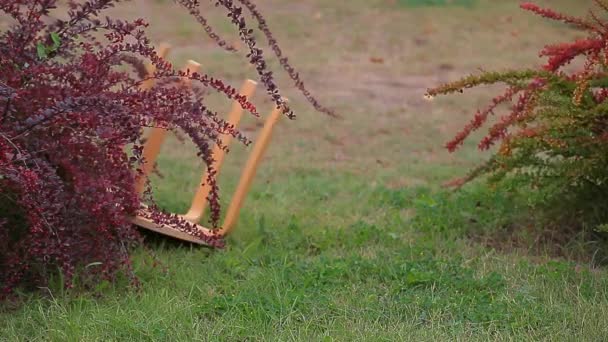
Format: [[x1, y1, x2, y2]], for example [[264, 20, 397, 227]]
[[427, 1, 608, 229], [428, 2, 607, 154], [0, 0, 330, 296]]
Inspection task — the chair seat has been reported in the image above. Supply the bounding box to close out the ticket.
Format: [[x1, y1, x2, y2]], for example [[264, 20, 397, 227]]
[[132, 207, 216, 245]]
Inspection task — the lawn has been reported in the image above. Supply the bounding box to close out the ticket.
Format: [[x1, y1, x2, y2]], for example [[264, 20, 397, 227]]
[[2, 0, 608, 340]]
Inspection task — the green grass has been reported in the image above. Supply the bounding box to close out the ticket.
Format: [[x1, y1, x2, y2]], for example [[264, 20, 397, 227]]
[[3, 180, 608, 340], [2, 0, 608, 340], [4, 176, 608, 340]]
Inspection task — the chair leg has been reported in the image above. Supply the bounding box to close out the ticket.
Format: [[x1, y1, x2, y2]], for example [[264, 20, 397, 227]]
[[219, 102, 284, 235], [134, 60, 201, 195], [183, 79, 258, 223]]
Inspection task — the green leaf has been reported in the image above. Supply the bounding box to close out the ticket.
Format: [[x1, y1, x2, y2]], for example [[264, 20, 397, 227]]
[[36, 43, 47, 59], [50, 32, 61, 50]]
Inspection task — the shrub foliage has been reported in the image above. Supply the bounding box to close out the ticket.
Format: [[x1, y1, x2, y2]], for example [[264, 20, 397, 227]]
[[427, 2, 608, 228], [0, 0, 330, 296]]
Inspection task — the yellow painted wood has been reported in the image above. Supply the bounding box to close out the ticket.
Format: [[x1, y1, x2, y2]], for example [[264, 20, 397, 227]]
[[133, 206, 217, 245], [130, 48, 284, 245], [182, 79, 258, 223], [219, 102, 284, 235], [134, 59, 201, 194]]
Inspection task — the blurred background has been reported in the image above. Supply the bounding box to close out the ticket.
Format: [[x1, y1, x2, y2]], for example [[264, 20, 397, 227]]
[[120, 0, 589, 220]]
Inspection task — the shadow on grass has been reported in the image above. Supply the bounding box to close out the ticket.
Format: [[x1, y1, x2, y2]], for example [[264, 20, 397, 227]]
[[372, 181, 608, 265]]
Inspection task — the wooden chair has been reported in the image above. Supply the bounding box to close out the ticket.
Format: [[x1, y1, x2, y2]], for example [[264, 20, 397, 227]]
[[131, 44, 283, 245]]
